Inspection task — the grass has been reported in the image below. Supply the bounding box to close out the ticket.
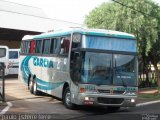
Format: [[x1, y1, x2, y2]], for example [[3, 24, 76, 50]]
[[137, 86, 160, 100], [138, 93, 160, 100]]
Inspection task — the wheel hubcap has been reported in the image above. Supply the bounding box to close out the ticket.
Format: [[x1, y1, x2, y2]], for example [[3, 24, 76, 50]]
[[65, 92, 71, 106], [29, 81, 32, 89], [33, 82, 36, 92]]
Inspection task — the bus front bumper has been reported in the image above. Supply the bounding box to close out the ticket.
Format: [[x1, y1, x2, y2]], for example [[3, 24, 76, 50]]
[[76, 93, 137, 107]]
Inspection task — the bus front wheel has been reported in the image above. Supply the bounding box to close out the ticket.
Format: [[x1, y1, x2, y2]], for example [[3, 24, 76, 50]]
[[63, 87, 76, 109]]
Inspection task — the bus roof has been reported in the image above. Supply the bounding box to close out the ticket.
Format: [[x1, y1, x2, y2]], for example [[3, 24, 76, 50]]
[[22, 28, 136, 40], [22, 35, 34, 40]]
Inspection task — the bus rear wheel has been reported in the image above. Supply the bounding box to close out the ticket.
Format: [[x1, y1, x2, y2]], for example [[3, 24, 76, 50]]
[[63, 87, 76, 109], [29, 78, 33, 94], [33, 78, 39, 95]]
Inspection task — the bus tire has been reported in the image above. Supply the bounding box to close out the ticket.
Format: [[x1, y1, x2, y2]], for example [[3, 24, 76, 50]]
[[63, 87, 75, 109], [29, 78, 34, 94], [33, 78, 39, 95]]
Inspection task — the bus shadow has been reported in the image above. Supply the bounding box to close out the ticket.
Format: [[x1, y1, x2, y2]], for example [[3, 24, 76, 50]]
[[37, 92, 133, 115], [75, 106, 132, 115], [5, 74, 18, 79]]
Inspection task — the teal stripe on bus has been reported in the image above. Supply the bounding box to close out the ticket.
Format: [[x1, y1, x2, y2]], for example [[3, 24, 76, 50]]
[[33, 31, 135, 40], [37, 81, 64, 90], [34, 31, 72, 39], [21, 56, 64, 90]]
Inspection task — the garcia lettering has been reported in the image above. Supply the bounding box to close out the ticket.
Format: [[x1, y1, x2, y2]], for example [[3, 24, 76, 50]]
[[33, 57, 54, 68]]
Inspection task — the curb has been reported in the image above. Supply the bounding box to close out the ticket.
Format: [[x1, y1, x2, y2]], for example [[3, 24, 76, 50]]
[[136, 100, 160, 107]]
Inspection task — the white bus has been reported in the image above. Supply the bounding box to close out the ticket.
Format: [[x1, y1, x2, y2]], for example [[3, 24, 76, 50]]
[[0, 46, 9, 76], [8, 49, 20, 75], [19, 28, 138, 110]]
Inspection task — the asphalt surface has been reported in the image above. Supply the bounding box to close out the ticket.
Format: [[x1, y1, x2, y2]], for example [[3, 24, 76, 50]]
[[74, 103, 160, 120], [0, 77, 160, 120], [5, 100, 160, 120]]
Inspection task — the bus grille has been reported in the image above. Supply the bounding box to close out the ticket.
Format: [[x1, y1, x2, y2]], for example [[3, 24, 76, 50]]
[[97, 98, 124, 104], [98, 89, 125, 94]]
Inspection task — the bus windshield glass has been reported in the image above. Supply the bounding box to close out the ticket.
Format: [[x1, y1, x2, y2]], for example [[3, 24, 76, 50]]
[[113, 54, 137, 86], [81, 52, 137, 86], [82, 35, 136, 52], [81, 52, 112, 85], [0, 48, 6, 58]]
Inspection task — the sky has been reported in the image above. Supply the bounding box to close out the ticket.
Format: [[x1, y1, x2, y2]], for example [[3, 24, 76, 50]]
[[4, 0, 160, 24]]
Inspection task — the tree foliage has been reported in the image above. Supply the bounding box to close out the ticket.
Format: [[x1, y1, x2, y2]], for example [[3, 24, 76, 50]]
[[85, 0, 160, 86], [85, 0, 159, 56]]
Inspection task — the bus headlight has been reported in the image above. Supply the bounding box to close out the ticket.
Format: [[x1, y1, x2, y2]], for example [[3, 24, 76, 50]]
[[131, 99, 135, 103], [85, 97, 89, 101], [84, 97, 94, 101], [84, 97, 94, 105]]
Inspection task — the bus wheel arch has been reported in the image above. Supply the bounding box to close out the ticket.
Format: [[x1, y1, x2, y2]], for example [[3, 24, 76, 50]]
[[62, 82, 69, 98], [33, 75, 36, 80], [28, 74, 31, 89]]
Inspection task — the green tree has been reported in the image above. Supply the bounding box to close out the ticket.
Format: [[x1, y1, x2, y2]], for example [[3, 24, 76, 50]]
[[148, 38, 160, 86], [85, 0, 160, 86]]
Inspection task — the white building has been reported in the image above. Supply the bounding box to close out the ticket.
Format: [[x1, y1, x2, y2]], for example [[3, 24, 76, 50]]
[[0, 0, 82, 48]]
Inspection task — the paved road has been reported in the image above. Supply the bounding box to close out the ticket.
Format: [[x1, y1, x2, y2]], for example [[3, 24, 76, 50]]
[[6, 100, 160, 120], [74, 103, 160, 120], [2, 78, 160, 120]]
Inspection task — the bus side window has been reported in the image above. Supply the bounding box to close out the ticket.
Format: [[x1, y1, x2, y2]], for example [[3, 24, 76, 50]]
[[35, 40, 42, 54], [30, 40, 35, 54], [23, 41, 26, 53], [20, 41, 24, 53], [60, 38, 70, 55], [42, 39, 51, 54], [50, 38, 61, 54], [24, 41, 30, 54]]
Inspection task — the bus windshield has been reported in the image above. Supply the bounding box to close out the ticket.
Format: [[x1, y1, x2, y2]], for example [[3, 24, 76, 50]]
[[82, 35, 136, 52], [81, 52, 112, 85], [81, 52, 137, 86], [113, 54, 137, 86], [0, 48, 6, 58]]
